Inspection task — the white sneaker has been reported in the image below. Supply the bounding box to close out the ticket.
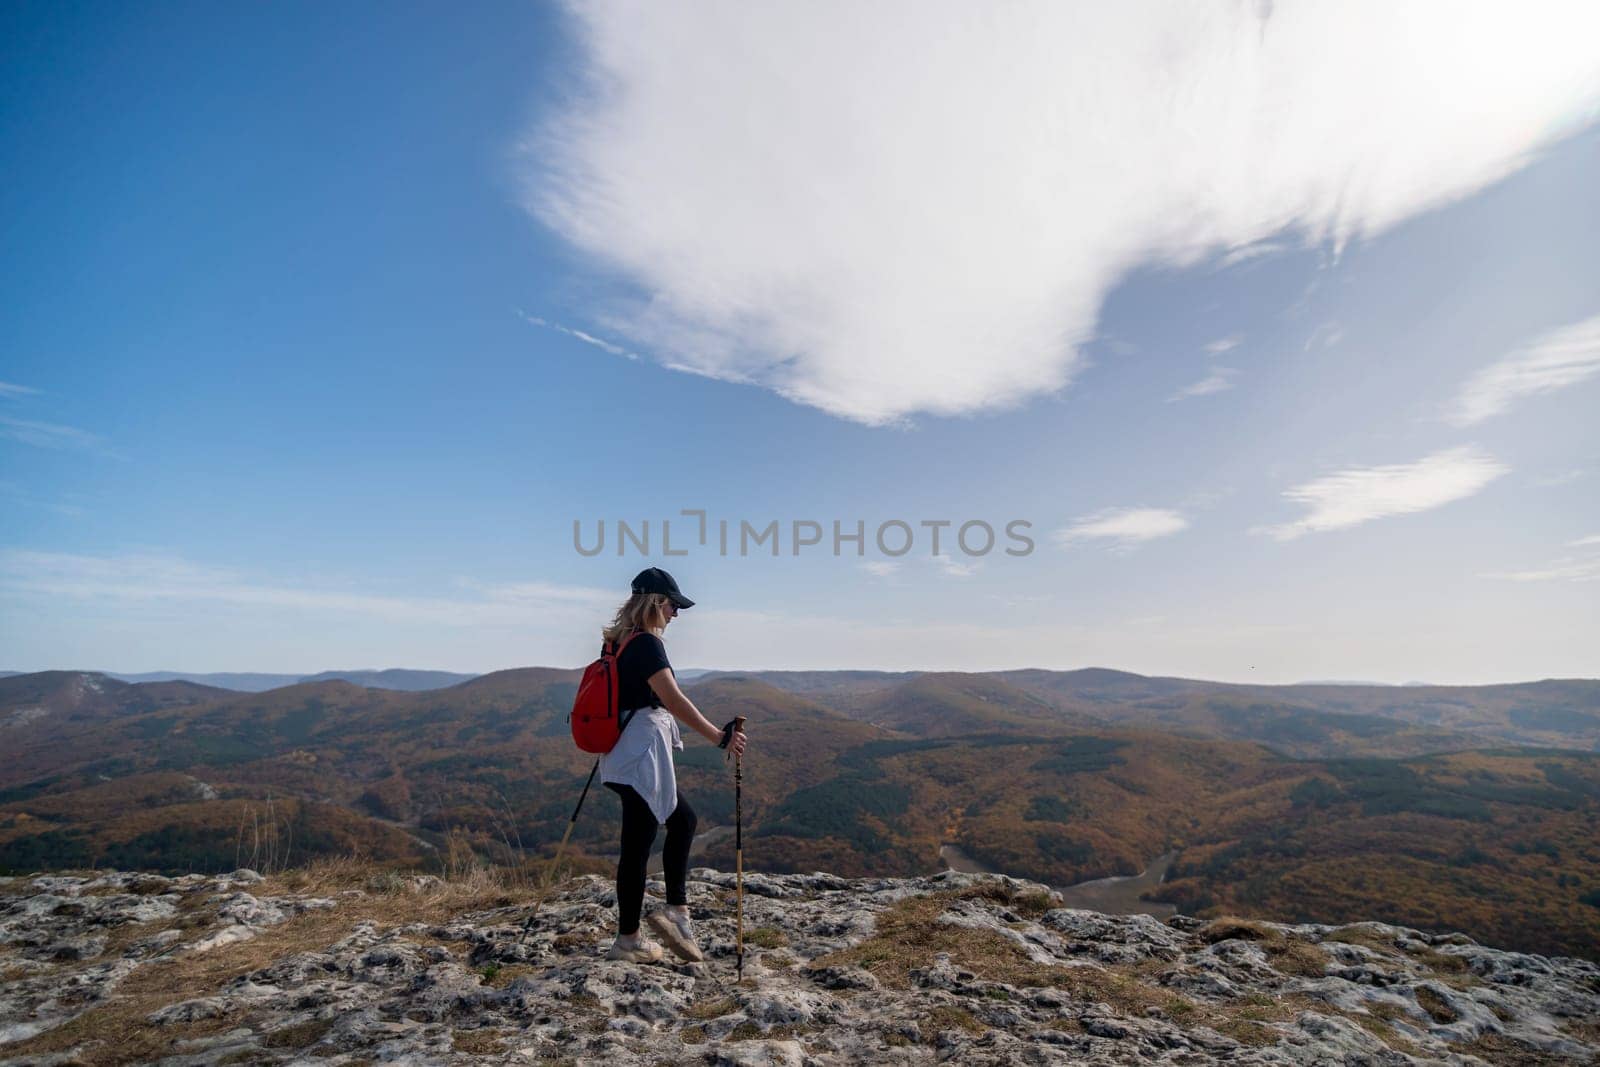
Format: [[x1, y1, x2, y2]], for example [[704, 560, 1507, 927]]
[[647, 909, 703, 962], [605, 935, 664, 963]]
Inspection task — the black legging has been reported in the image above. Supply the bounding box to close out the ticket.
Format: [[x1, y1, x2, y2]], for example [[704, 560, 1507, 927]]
[[606, 783, 697, 935]]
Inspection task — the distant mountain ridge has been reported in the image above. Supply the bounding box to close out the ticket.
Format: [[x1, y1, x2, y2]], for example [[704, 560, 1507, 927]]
[[65, 669, 482, 692]]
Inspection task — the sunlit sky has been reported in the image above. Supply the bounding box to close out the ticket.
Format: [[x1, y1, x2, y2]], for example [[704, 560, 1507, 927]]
[[3, 2, 1598, 684]]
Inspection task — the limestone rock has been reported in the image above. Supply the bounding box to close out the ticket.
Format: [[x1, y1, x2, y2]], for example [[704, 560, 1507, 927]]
[[0, 868, 1594, 1065]]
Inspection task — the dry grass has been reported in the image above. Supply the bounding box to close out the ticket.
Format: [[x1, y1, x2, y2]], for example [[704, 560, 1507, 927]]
[[1322, 924, 1477, 989], [1198, 916, 1329, 978], [452, 1027, 514, 1055], [1205, 990, 1436, 1059], [1213, 1017, 1281, 1047], [262, 1017, 335, 1049], [1459, 1032, 1580, 1066], [552, 931, 593, 954], [1345, 1010, 1425, 1059], [1561, 1017, 1600, 1045], [478, 962, 536, 988], [101, 915, 185, 957], [743, 926, 788, 948], [1413, 985, 1458, 1024], [0, 1006, 248, 1066], [1323, 925, 1402, 954], [956, 882, 1059, 918], [805, 892, 1172, 1017], [920, 1004, 985, 1037], [725, 1022, 810, 1041], [682, 996, 738, 1021]]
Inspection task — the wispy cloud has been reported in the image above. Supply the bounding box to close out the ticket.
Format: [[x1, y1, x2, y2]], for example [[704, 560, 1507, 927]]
[[527, 4, 1600, 424], [861, 556, 980, 580], [0, 481, 88, 517], [1482, 531, 1600, 582], [1168, 366, 1238, 402], [1446, 313, 1600, 426], [1533, 468, 1586, 488], [1303, 322, 1344, 352], [932, 555, 981, 578], [1203, 336, 1241, 355], [1054, 507, 1189, 551], [1216, 242, 1286, 269], [1257, 445, 1507, 541], [0, 415, 116, 456], [1482, 557, 1600, 583], [0, 381, 40, 398], [0, 550, 613, 627], [516, 309, 639, 360]]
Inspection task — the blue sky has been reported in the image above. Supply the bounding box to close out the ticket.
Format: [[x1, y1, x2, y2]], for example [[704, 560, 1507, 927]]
[[3, 2, 1598, 684]]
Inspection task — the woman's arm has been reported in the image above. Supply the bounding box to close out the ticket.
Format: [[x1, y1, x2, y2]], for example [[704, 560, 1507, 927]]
[[649, 667, 747, 754]]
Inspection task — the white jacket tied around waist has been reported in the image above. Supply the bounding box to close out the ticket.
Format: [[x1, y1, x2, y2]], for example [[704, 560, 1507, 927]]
[[598, 706, 683, 823]]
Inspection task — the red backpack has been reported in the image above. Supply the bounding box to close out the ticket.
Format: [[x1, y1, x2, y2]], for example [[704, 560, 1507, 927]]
[[570, 632, 646, 754]]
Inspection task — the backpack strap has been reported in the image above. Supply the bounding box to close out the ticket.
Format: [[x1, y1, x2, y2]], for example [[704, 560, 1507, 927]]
[[604, 629, 648, 658], [608, 630, 652, 736]]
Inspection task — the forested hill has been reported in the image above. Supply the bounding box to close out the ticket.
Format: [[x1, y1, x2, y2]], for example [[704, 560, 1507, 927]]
[[1, 668, 1597, 959]]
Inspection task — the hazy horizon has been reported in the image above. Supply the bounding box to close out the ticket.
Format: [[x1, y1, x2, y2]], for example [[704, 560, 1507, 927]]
[[7, 662, 1597, 691]]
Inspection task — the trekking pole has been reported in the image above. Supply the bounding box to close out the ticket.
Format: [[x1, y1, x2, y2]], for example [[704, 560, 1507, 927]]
[[731, 716, 747, 981], [519, 759, 598, 943]]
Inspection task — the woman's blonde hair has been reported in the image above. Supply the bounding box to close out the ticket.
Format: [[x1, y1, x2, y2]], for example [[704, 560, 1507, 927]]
[[601, 592, 673, 645]]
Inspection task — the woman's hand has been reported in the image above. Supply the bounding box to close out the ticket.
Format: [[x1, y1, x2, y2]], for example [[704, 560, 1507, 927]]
[[718, 719, 748, 757]]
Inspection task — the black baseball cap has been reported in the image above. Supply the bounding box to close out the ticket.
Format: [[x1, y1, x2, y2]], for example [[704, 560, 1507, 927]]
[[631, 567, 694, 609]]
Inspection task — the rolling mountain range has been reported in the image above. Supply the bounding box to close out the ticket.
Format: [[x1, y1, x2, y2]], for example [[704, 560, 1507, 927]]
[[93, 668, 482, 692], [1, 666, 1597, 960]]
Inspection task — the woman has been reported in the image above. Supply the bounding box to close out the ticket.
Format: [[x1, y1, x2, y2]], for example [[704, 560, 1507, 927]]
[[599, 567, 747, 963]]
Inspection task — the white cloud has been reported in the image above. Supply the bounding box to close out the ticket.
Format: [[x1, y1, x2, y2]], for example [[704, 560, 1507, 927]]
[[0, 481, 87, 517], [516, 309, 639, 360], [0, 416, 110, 454], [527, 2, 1600, 424], [1447, 313, 1600, 425], [1216, 242, 1286, 269], [0, 381, 40, 398], [0, 550, 612, 628], [859, 556, 978, 579], [1168, 366, 1238, 401], [1480, 533, 1600, 582], [1534, 468, 1586, 487], [932, 555, 980, 578], [1482, 556, 1600, 582], [1203, 336, 1241, 355], [1257, 445, 1507, 541], [1304, 322, 1345, 352], [1054, 508, 1189, 550]]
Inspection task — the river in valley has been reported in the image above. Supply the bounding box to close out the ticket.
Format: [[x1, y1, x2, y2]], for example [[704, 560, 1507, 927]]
[[646, 824, 733, 876], [938, 843, 1178, 919]]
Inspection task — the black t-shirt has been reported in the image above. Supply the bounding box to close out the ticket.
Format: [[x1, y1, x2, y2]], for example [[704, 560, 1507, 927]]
[[613, 631, 673, 713]]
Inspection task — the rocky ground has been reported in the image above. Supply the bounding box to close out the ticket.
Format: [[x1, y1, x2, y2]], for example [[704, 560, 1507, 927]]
[[1, 864, 1597, 1065]]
